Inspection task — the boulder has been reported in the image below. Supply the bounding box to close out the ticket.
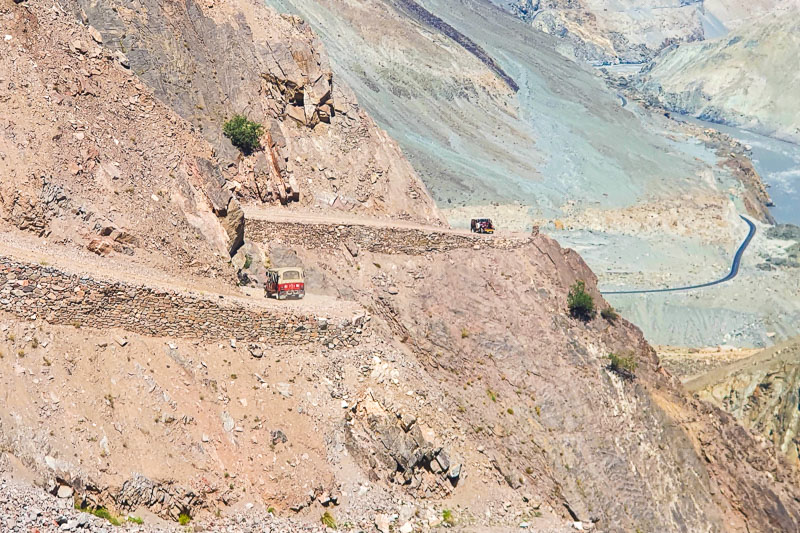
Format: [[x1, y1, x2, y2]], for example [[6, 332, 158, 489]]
[[192, 158, 244, 256], [88, 26, 103, 44], [232, 241, 266, 287], [87, 238, 113, 256]]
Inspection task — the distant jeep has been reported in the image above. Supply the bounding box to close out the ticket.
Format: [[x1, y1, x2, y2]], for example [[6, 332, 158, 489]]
[[470, 218, 495, 234]]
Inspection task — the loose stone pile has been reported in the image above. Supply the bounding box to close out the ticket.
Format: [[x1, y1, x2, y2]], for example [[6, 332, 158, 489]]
[[246, 220, 530, 255], [0, 256, 362, 347], [0, 477, 332, 532]]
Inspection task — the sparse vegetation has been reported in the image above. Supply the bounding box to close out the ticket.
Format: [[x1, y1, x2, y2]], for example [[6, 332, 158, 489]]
[[567, 280, 595, 321], [442, 509, 455, 526], [267, 507, 276, 515], [507, 408, 514, 415], [601, 307, 619, 322], [608, 352, 637, 377], [461, 327, 469, 338], [75, 504, 121, 526], [223, 114, 263, 155], [321, 510, 337, 529], [127, 516, 144, 525], [243, 254, 253, 269], [487, 389, 497, 402], [178, 512, 191, 526]]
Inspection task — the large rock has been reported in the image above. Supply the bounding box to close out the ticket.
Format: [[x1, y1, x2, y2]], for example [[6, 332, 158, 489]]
[[232, 241, 267, 288], [191, 157, 244, 256]]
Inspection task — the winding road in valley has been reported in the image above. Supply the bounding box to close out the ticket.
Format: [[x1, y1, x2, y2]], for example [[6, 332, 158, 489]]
[[601, 215, 756, 295]]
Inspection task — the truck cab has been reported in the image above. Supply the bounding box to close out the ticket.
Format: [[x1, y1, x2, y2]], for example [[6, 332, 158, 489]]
[[265, 267, 305, 300]]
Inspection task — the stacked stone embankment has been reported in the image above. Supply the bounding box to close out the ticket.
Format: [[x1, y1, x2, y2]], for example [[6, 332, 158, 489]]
[[246, 220, 530, 254], [0, 256, 362, 346]]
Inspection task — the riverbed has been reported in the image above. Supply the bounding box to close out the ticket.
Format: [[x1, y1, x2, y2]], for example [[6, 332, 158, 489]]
[[676, 116, 800, 226]]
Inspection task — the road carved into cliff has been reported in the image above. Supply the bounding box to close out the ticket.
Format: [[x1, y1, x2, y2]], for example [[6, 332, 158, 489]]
[[601, 215, 756, 295]]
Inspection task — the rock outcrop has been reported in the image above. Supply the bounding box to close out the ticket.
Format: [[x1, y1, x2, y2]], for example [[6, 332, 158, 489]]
[[686, 336, 800, 467], [346, 391, 460, 496], [189, 158, 245, 257]]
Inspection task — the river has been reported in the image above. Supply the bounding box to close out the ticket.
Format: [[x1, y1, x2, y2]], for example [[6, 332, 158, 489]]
[[677, 116, 800, 226]]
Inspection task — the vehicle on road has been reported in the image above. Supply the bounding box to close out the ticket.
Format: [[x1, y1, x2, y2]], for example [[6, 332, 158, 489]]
[[470, 218, 495, 234], [265, 267, 305, 300]]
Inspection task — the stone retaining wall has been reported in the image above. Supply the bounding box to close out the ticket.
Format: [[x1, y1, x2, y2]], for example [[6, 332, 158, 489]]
[[0, 256, 362, 346], [246, 220, 530, 255]]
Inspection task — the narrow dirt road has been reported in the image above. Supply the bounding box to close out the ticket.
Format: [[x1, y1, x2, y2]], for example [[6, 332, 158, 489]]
[[0, 230, 360, 318], [243, 205, 530, 239]]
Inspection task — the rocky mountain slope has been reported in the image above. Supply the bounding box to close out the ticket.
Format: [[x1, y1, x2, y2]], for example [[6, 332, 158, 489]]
[[70, 0, 443, 225], [3, 217, 800, 531], [636, 12, 800, 143], [2, 0, 800, 531], [685, 336, 800, 468]]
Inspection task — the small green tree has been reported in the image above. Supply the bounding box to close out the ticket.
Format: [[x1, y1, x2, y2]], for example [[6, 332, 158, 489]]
[[608, 352, 637, 377], [223, 114, 263, 154], [568, 280, 595, 320]]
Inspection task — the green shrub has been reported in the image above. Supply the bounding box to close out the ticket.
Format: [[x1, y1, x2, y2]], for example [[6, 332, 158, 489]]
[[442, 509, 455, 526], [321, 510, 337, 529], [601, 307, 618, 322], [127, 515, 144, 525], [243, 254, 253, 269], [567, 280, 595, 320], [75, 506, 121, 526], [223, 114, 263, 155], [178, 512, 191, 526], [608, 352, 637, 377]]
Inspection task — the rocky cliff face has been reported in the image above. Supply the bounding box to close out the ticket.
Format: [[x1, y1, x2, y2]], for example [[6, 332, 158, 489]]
[[72, 0, 444, 223], [686, 336, 800, 468], [0, 0, 239, 277], [635, 12, 800, 143]]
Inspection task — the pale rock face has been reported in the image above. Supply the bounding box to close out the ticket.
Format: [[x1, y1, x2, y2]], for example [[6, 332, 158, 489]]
[[635, 11, 800, 143], [503, 0, 793, 64]]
